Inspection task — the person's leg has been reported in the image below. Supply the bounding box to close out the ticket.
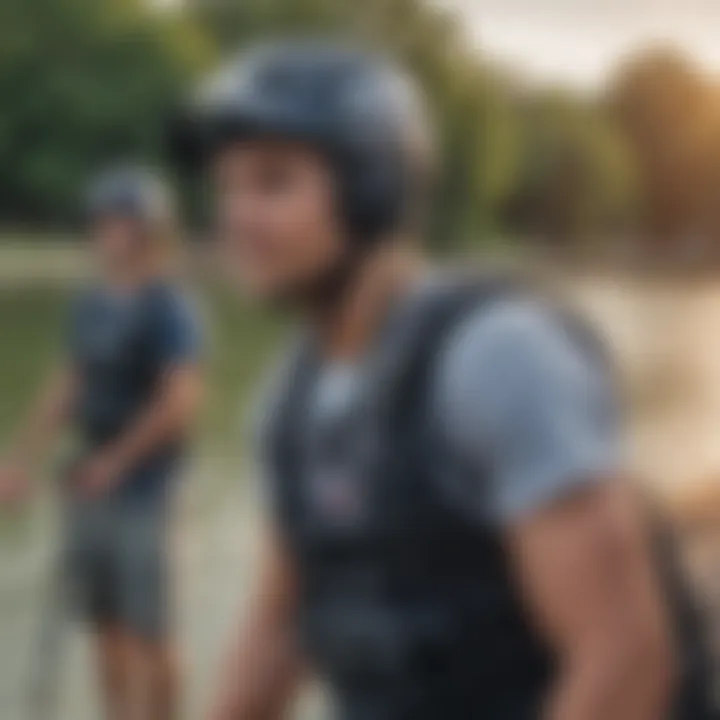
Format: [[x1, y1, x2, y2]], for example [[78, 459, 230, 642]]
[[124, 633, 181, 720], [66, 499, 136, 720], [117, 501, 180, 720], [93, 624, 133, 720]]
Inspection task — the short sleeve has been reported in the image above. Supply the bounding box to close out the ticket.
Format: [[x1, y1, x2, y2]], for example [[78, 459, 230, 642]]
[[152, 289, 203, 366], [435, 299, 623, 525]]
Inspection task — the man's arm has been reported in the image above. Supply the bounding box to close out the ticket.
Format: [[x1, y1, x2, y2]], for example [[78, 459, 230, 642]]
[[76, 289, 204, 495], [76, 363, 203, 495], [207, 526, 304, 720], [0, 366, 77, 501], [437, 300, 676, 719], [508, 481, 674, 720]]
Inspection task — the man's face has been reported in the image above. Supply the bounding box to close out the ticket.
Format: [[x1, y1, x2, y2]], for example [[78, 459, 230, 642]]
[[90, 215, 145, 276], [212, 140, 346, 302]]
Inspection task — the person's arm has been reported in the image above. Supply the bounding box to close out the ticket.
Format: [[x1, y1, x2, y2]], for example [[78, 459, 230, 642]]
[[207, 526, 304, 720], [75, 362, 203, 495], [75, 289, 204, 495], [508, 482, 674, 720], [0, 365, 77, 501], [437, 300, 675, 719]]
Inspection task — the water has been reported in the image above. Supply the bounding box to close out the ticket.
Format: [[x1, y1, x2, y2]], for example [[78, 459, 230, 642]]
[[576, 276, 720, 497]]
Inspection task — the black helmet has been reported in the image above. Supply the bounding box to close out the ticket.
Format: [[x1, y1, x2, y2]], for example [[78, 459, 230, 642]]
[[173, 40, 436, 242], [85, 165, 176, 227]]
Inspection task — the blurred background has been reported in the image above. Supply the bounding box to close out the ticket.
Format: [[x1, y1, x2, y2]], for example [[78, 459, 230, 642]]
[[4, 0, 720, 717]]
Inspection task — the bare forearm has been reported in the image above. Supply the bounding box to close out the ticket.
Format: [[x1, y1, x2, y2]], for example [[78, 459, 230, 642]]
[[209, 613, 302, 720], [545, 635, 673, 720], [110, 366, 202, 472], [111, 398, 185, 469], [209, 529, 302, 720]]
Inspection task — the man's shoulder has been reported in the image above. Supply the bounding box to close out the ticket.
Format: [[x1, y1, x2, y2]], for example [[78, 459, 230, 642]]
[[407, 270, 568, 347], [440, 292, 573, 370], [143, 278, 191, 306], [433, 291, 605, 419], [429, 286, 620, 524], [143, 279, 200, 325]]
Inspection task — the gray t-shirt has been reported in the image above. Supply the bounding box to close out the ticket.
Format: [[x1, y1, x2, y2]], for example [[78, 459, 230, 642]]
[[257, 289, 621, 526]]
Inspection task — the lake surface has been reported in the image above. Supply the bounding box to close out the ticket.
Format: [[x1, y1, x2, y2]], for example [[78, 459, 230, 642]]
[[575, 276, 720, 496]]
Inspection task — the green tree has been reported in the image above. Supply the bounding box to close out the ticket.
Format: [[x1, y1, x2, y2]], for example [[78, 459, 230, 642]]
[[0, 0, 212, 226], [606, 48, 714, 246], [506, 90, 637, 247]]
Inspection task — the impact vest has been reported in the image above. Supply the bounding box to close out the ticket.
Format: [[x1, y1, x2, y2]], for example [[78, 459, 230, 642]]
[[268, 277, 717, 720]]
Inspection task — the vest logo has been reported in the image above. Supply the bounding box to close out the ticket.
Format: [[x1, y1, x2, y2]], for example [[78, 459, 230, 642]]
[[310, 468, 365, 525]]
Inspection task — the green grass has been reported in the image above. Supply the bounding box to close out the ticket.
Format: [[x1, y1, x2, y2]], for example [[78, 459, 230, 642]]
[[0, 286, 72, 439]]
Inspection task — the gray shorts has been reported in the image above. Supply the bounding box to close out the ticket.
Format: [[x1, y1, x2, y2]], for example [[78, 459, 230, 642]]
[[64, 498, 171, 640]]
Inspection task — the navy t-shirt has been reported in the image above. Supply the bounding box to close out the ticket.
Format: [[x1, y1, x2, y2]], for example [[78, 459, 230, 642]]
[[68, 279, 201, 502]]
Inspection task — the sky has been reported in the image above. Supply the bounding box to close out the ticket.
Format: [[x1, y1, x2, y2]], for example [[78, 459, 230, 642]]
[[439, 0, 720, 90]]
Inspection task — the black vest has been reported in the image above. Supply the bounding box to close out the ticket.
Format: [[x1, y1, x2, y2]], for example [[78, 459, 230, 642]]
[[269, 278, 717, 720]]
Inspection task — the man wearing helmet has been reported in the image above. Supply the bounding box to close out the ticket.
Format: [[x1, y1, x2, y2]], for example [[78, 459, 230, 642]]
[[181, 42, 712, 720], [0, 166, 204, 720]]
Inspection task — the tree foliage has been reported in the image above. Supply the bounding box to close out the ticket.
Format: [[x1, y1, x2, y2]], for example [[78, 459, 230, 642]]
[[506, 91, 637, 245], [0, 0, 715, 255], [0, 0, 211, 225], [607, 47, 720, 250]]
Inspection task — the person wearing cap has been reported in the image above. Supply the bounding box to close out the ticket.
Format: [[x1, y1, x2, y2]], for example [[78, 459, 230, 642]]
[[0, 165, 204, 720], [177, 42, 714, 720]]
